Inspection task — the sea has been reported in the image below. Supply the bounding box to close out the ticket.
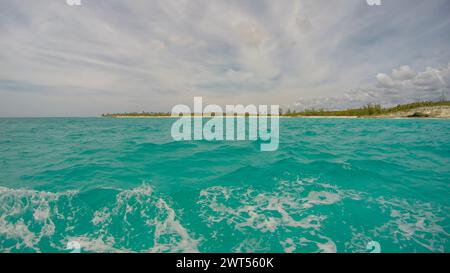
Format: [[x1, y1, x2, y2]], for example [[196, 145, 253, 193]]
[[0, 117, 449, 253]]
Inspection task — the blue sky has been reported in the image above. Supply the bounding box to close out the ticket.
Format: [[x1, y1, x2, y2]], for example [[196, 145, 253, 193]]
[[0, 0, 450, 116]]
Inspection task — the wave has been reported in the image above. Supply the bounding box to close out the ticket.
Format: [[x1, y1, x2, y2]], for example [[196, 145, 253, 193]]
[[1, 177, 448, 253], [0, 185, 199, 253], [196, 177, 449, 253], [196, 178, 344, 253]]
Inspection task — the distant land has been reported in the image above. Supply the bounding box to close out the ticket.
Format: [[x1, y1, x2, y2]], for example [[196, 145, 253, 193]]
[[102, 101, 450, 118]]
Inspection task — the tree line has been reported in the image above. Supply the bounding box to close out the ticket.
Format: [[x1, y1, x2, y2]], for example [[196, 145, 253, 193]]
[[281, 100, 450, 117], [102, 100, 450, 117]]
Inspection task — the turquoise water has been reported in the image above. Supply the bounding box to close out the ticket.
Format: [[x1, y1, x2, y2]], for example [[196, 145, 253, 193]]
[[0, 118, 449, 253]]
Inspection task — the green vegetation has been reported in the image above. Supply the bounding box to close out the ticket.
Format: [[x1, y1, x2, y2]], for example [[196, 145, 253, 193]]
[[102, 101, 450, 118], [283, 101, 450, 117], [102, 111, 171, 117]]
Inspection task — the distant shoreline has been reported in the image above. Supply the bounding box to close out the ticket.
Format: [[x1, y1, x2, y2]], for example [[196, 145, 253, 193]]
[[106, 115, 450, 119], [102, 101, 450, 119]]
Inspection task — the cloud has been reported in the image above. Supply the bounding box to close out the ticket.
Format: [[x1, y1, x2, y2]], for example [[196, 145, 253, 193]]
[[0, 0, 449, 116], [294, 63, 450, 110], [376, 64, 450, 97], [391, 65, 416, 81]]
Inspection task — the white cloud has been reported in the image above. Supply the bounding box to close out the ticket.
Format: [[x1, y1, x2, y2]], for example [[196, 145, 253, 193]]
[[376, 64, 449, 94], [392, 65, 416, 81], [0, 0, 449, 116], [294, 63, 450, 110]]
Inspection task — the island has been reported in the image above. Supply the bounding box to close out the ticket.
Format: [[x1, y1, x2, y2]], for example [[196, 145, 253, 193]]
[[102, 101, 450, 119]]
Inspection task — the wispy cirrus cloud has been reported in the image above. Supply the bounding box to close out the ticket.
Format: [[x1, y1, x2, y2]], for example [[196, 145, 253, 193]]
[[0, 0, 449, 116]]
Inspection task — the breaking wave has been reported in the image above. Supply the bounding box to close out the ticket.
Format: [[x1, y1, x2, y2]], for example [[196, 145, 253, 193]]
[[1, 177, 448, 252], [197, 177, 449, 253], [0, 185, 199, 253]]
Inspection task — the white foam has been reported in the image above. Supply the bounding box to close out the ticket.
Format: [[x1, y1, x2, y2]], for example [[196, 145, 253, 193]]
[[0, 184, 199, 253], [374, 197, 449, 252], [0, 186, 78, 252], [91, 184, 200, 253], [197, 178, 342, 252]]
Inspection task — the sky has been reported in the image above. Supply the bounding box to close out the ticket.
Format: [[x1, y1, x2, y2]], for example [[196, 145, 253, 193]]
[[0, 0, 450, 117]]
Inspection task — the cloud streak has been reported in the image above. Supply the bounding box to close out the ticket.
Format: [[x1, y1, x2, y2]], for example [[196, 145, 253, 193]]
[[0, 0, 449, 116]]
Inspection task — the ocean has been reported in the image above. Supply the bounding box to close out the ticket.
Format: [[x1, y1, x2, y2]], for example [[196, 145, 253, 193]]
[[0, 117, 449, 253]]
